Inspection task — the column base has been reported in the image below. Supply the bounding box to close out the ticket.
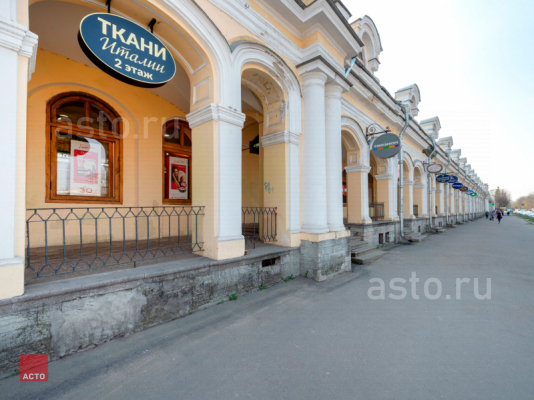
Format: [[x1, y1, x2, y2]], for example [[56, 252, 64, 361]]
[[203, 237, 245, 260], [300, 235, 351, 282], [0, 260, 24, 300]]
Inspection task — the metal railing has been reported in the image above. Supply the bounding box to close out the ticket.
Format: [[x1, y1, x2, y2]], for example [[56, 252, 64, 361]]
[[413, 205, 419, 217], [369, 203, 385, 221], [242, 207, 277, 247], [26, 206, 204, 279]]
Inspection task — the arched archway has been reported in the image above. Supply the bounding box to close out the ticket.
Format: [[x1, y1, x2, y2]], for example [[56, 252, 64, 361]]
[[233, 43, 302, 247], [341, 119, 372, 224]]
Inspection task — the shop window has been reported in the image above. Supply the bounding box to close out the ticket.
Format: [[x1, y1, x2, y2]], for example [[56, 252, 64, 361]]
[[46, 92, 122, 203], [163, 118, 192, 205]]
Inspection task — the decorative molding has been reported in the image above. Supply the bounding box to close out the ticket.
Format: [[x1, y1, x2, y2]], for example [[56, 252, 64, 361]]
[[186, 104, 245, 129], [260, 130, 300, 147], [0, 18, 38, 80], [374, 173, 394, 180], [209, 0, 348, 74], [413, 184, 426, 189], [193, 77, 211, 105], [345, 165, 370, 173], [348, 153, 358, 165]]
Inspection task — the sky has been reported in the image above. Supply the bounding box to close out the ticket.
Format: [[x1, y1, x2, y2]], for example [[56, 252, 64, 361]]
[[343, 0, 534, 199]]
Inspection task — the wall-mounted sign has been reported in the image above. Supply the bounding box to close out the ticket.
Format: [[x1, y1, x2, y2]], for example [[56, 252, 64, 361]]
[[466, 190, 474, 195], [460, 186, 469, 192], [78, 13, 176, 88], [470, 192, 478, 196], [427, 163, 443, 173], [448, 175, 458, 184], [490, 202, 494, 205], [371, 133, 401, 159], [452, 183, 463, 190], [436, 174, 451, 183]]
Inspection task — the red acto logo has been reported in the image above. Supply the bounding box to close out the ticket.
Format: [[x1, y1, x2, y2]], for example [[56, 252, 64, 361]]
[[20, 354, 48, 382]]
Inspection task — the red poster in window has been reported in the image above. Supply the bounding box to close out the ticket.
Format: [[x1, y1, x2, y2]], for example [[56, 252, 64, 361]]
[[70, 140, 101, 196], [166, 155, 188, 200]]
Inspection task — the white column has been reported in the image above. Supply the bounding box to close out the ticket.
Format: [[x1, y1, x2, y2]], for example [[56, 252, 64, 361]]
[[0, 9, 37, 300], [325, 83, 345, 232], [301, 72, 329, 233], [187, 104, 246, 259]]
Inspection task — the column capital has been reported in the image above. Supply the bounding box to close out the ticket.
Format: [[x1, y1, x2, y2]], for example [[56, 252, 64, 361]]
[[345, 165, 371, 174], [0, 19, 38, 80], [374, 173, 394, 181], [325, 83, 345, 98], [300, 70, 328, 89], [186, 104, 246, 129], [261, 130, 300, 147]]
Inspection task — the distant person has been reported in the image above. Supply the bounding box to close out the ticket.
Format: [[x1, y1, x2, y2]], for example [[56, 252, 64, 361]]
[[491, 211, 496, 221], [497, 210, 502, 224], [485, 211, 489, 219], [507, 211, 510, 216]]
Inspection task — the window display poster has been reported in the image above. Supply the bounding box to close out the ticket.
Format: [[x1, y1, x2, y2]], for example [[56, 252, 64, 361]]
[[70, 140, 101, 196], [166, 155, 188, 199]]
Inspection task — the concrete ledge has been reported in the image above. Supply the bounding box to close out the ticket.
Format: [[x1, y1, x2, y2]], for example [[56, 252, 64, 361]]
[[0, 246, 301, 374]]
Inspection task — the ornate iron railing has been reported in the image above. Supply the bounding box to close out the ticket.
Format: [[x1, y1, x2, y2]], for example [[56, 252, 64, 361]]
[[369, 203, 385, 221], [25, 206, 204, 279], [242, 207, 277, 247]]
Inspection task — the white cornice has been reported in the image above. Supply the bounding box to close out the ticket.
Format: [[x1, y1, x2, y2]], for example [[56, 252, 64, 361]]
[[0, 18, 38, 80], [186, 104, 245, 129], [261, 130, 300, 147], [374, 173, 394, 180]]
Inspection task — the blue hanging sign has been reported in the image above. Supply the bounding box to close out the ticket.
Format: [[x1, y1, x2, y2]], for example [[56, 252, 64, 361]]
[[436, 174, 451, 183], [448, 175, 458, 184], [465, 190, 474, 195], [78, 13, 176, 88], [452, 183, 463, 189]]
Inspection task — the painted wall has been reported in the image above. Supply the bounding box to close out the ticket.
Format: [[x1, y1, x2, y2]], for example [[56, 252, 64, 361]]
[[26, 49, 189, 247]]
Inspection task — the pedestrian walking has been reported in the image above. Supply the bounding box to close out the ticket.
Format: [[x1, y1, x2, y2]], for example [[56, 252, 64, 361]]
[[485, 211, 489, 219], [491, 211, 496, 221], [507, 211, 510, 216], [497, 210, 502, 224]]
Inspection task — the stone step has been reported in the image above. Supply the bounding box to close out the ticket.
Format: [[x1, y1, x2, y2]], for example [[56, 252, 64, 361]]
[[432, 228, 447, 233], [352, 250, 386, 265], [447, 224, 457, 228], [351, 240, 370, 251], [351, 244, 378, 257], [409, 234, 428, 242]]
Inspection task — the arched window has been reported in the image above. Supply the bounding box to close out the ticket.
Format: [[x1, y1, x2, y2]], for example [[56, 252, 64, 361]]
[[162, 118, 192, 204], [46, 92, 122, 203]]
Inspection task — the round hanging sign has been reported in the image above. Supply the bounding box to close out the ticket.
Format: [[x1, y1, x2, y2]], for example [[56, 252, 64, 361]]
[[78, 13, 176, 88], [427, 164, 443, 173], [436, 174, 451, 183], [452, 183, 463, 190], [448, 175, 458, 184], [465, 190, 474, 195], [470, 192, 478, 196], [371, 133, 401, 159], [460, 186, 469, 192]]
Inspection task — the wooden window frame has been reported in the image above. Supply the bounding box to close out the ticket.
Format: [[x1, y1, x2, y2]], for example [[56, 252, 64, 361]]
[[162, 119, 192, 205], [45, 92, 123, 204]]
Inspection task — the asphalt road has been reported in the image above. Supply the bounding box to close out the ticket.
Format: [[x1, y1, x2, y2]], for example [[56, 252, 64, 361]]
[[2, 215, 534, 400]]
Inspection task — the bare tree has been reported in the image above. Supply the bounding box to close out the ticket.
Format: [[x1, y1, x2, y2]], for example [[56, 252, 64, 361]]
[[491, 187, 512, 209]]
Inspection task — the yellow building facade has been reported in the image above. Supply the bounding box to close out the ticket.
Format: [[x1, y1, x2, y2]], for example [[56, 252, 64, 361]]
[[0, 0, 491, 302]]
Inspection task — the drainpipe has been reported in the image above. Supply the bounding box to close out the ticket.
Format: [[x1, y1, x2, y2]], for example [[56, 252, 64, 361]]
[[444, 155, 451, 225], [427, 136, 438, 229], [398, 104, 410, 239]]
